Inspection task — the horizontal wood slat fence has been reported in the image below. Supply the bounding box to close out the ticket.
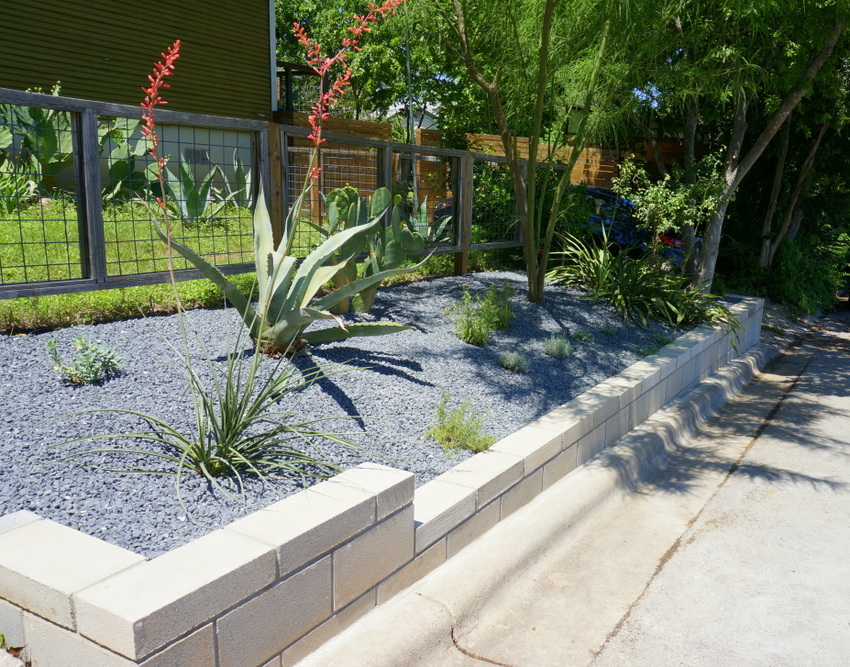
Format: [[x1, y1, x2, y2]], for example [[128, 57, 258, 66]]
[[0, 87, 678, 299]]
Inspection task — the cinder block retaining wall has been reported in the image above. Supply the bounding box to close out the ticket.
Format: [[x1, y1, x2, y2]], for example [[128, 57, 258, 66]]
[[0, 297, 763, 667]]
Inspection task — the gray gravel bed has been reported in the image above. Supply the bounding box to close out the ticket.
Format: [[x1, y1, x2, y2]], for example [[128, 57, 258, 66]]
[[0, 271, 677, 558]]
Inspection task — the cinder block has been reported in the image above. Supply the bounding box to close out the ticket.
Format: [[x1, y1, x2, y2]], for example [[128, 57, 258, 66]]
[[432, 451, 523, 509], [576, 424, 607, 466], [216, 556, 333, 667], [500, 468, 543, 519], [75, 529, 275, 660], [282, 588, 377, 666], [22, 611, 134, 667], [413, 480, 476, 553], [542, 443, 578, 489], [330, 463, 414, 521], [603, 405, 632, 447], [138, 623, 216, 667], [490, 422, 563, 475], [261, 657, 283, 667], [532, 404, 593, 445], [226, 477, 375, 578], [569, 387, 620, 428], [377, 540, 446, 604], [447, 500, 500, 558], [0, 519, 143, 629], [0, 511, 40, 536], [333, 506, 414, 609], [0, 598, 24, 648]]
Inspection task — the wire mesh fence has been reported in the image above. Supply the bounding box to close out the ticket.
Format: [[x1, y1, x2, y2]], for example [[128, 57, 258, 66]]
[[98, 118, 255, 276], [1, 86, 533, 299], [0, 103, 84, 284]]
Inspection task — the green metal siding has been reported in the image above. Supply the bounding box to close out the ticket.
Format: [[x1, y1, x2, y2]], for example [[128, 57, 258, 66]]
[[0, 0, 272, 120]]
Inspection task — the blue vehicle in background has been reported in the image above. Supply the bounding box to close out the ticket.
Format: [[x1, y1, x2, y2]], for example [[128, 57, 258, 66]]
[[580, 187, 699, 265]]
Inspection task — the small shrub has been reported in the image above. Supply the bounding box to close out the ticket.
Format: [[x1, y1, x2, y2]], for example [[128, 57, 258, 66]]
[[573, 329, 594, 343], [499, 351, 529, 373], [425, 390, 497, 454], [479, 283, 515, 331], [651, 333, 673, 346], [451, 289, 492, 346], [601, 325, 617, 336], [47, 335, 122, 385], [544, 334, 573, 360], [636, 345, 660, 356]]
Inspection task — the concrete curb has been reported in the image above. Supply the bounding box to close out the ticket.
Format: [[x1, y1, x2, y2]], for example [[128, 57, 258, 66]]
[[298, 342, 782, 666]]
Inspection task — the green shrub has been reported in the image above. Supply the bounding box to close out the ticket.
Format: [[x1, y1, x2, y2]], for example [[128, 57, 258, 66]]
[[544, 334, 573, 359], [498, 351, 529, 373], [547, 233, 739, 332], [47, 335, 122, 385], [601, 325, 617, 336], [572, 329, 594, 343], [424, 390, 497, 454], [651, 333, 673, 346], [636, 345, 660, 356], [451, 288, 492, 346], [479, 283, 515, 330]]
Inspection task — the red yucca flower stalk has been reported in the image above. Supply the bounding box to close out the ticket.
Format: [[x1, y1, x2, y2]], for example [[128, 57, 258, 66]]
[[293, 0, 404, 181], [140, 40, 181, 217]]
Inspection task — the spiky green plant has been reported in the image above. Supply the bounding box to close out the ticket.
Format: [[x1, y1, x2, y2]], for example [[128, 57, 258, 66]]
[[52, 328, 359, 511], [572, 329, 594, 343], [155, 184, 422, 354]]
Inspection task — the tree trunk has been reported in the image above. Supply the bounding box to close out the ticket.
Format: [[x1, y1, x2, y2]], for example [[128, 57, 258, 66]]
[[765, 121, 829, 266], [758, 116, 792, 268], [694, 14, 846, 291], [682, 94, 700, 279]]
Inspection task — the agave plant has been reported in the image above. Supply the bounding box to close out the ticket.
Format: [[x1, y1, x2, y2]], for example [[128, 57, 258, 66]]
[[154, 183, 420, 354], [310, 185, 427, 314]]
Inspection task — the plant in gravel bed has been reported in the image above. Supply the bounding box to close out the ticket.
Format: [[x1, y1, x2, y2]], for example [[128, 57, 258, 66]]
[[479, 282, 515, 331], [51, 40, 368, 510], [636, 345, 660, 357], [544, 334, 573, 360], [424, 390, 496, 454], [450, 288, 492, 347], [572, 329, 594, 343], [651, 332, 673, 346], [499, 351, 529, 373], [46, 335, 122, 385], [155, 1, 413, 355], [53, 330, 358, 508], [601, 325, 617, 336], [547, 232, 740, 334]]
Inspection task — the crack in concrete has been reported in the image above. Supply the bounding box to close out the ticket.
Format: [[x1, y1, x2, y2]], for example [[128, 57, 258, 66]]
[[415, 592, 516, 666]]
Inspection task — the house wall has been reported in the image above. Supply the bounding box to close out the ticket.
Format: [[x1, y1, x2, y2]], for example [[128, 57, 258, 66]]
[[0, 0, 273, 120]]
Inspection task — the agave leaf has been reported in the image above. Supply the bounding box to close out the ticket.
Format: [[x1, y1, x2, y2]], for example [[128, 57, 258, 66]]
[[260, 307, 342, 345], [312, 253, 431, 312], [299, 261, 352, 309], [281, 214, 386, 315], [263, 253, 298, 324], [151, 217, 261, 337], [301, 321, 413, 344]]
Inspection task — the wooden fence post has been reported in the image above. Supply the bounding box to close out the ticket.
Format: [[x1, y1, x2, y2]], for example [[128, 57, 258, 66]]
[[455, 153, 473, 275], [267, 122, 284, 247], [79, 108, 106, 283]]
